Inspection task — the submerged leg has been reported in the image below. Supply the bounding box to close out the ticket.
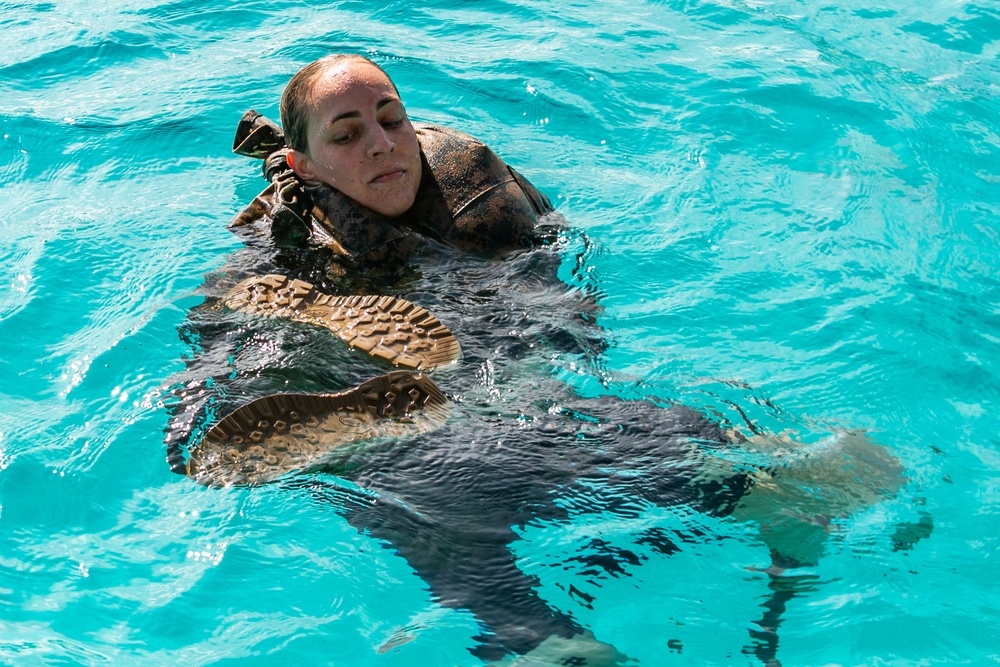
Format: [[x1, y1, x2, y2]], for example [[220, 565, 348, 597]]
[[742, 568, 820, 667], [312, 394, 640, 664], [725, 429, 905, 664], [536, 398, 905, 666], [345, 496, 588, 662]]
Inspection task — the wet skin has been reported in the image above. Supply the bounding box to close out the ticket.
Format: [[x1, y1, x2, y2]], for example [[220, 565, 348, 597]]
[[287, 63, 423, 218]]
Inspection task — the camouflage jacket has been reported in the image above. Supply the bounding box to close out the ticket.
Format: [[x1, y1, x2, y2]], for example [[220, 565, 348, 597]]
[[229, 110, 554, 279]]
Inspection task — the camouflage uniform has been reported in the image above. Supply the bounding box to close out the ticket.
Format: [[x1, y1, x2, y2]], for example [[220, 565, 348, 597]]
[[229, 110, 554, 281]]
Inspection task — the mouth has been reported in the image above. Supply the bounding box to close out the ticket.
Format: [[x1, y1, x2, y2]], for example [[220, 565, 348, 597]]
[[369, 169, 406, 185]]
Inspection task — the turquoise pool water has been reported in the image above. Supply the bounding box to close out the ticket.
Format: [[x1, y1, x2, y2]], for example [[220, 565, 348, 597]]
[[2, 0, 999, 664]]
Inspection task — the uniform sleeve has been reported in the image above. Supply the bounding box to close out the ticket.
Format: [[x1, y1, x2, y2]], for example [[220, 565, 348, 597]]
[[507, 165, 554, 216]]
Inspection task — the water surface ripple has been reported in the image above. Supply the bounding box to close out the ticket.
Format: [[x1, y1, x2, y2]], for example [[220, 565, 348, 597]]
[[1, 0, 998, 664]]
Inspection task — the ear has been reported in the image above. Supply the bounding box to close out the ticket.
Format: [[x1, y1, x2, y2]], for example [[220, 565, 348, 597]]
[[287, 149, 318, 183]]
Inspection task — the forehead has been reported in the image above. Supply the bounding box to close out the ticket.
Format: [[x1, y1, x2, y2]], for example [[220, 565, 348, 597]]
[[307, 62, 399, 110]]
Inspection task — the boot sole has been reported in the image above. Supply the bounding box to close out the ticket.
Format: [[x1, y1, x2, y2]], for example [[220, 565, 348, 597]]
[[187, 370, 449, 487], [225, 274, 461, 370]]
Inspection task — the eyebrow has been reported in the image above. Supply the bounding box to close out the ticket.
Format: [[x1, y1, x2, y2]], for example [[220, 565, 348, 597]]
[[327, 98, 402, 125]]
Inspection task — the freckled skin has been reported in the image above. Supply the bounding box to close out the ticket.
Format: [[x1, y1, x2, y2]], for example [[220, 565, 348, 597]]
[[287, 63, 422, 218]]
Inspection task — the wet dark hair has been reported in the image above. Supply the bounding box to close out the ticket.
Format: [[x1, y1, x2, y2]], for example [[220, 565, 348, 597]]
[[280, 54, 399, 153]]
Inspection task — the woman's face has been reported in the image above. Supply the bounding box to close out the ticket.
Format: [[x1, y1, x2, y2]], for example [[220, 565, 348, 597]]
[[289, 62, 422, 218]]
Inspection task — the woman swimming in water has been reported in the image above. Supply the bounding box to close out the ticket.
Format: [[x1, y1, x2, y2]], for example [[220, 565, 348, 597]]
[[164, 54, 904, 666]]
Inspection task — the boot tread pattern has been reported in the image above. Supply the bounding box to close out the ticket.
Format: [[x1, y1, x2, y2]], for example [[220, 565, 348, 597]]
[[187, 371, 449, 487], [224, 274, 460, 369]]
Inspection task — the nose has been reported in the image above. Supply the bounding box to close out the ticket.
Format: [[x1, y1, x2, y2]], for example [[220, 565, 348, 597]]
[[367, 124, 396, 158]]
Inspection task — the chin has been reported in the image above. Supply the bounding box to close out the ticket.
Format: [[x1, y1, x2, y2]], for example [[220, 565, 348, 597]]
[[380, 202, 415, 218], [369, 190, 418, 218]]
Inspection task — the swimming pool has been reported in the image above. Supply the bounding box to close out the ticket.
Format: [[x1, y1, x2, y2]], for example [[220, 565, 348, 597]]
[[2, 0, 998, 664]]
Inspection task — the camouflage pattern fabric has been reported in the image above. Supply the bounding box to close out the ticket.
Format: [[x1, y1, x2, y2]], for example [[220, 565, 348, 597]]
[[229, 110, 553, 279]]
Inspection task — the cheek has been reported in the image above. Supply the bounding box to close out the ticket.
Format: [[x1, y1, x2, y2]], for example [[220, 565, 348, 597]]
[[406, 133, 421, 156], [403, 139, 422, 171], [319, 149, 362, 185]]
